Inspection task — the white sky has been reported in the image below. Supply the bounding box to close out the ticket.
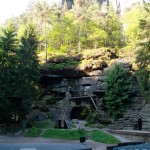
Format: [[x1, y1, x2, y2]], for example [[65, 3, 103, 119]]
[[0, 0, 61, 24], [0, 0, 150, 24]]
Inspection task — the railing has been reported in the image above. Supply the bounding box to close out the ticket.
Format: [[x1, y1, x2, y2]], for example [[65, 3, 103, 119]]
[[70, 91, 93, 98], [62, 108, 71, 129]]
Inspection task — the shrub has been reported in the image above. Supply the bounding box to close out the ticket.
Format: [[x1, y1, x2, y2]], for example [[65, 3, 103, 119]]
[[37, 120, 55, 129], [25, 127, 41, 137], [104, 63, 131, 119]]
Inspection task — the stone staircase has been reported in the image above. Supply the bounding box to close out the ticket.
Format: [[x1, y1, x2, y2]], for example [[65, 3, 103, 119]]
[[108, 96, 144, 130], [140, 103, 150, 131]]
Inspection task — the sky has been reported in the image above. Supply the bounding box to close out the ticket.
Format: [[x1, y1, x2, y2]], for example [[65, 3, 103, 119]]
[[0, 0, 150, 24], [0, 0, 61, 24]]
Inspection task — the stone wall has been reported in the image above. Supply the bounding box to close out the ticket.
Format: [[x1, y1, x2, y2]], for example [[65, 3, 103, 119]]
[[140, 103, 150, 131], [109, 130, 150, 142]]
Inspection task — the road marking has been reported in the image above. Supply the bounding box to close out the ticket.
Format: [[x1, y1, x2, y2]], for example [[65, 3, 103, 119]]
[[20, 148, 36, 150]]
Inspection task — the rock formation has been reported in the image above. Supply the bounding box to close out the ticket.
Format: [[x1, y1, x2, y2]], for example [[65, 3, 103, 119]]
[[40, 55, 148, 130]]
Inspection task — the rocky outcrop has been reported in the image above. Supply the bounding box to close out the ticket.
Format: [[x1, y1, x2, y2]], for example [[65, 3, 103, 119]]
[[40, 59, 148, 130], [42, 49, 118, 78]]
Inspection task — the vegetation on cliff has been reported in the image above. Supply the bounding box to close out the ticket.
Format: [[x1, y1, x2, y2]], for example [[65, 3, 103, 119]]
[[104, 63, 131, 119], [136, 3, 150, 100], [0, 0, 149, 128], [41, 48, 117, 74]]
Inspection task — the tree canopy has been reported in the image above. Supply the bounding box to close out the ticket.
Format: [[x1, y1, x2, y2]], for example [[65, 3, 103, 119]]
[[0, 23, 39, 124]]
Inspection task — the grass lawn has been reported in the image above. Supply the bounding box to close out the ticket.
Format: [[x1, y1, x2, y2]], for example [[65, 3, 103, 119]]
[[43, 129, 88, 140], [25, 128, 41, 137], [25, 128, 120, 144], [92, 130, 120, 144]]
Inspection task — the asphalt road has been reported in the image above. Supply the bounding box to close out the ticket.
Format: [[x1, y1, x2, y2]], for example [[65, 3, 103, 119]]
[[0, 143, 89, 150], [0, 136, 109, 150]]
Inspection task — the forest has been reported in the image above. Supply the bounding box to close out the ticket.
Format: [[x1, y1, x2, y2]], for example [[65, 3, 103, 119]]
[[0, 0, 149, 128]]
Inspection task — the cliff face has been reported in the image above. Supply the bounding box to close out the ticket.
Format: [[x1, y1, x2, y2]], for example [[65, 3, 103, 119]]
[[40, 58, 147, 130], [40, 48, 149, 131]]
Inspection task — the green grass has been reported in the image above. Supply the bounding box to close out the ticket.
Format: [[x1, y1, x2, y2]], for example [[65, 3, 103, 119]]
[[43, 129, 88, 140], [92, 130, 120, 144], [25, 127, 41, 137]]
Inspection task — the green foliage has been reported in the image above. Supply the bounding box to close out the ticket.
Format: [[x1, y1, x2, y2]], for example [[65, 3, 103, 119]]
[[136, 3, 150, 100], [16, 24, 40, 118], [25, 127, 41, 137], [36, 120, 55, 129], [37, 121, 49, 129], [105, 6, 124, 48], [104, 63, 131, 119], [92, 130, 120, 144], [41, 48, 114, 72], [45, 61, 80, 71], [43, 129, 88, 140], [124, 6, 143, 48], [0, 23, 40, 124], [82, 104, 99, 124], [12, 1, 125, 62], [0, 23, 19, 123]]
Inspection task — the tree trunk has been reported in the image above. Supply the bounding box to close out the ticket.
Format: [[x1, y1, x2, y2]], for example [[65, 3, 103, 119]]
[[78, 26, 81, 51]]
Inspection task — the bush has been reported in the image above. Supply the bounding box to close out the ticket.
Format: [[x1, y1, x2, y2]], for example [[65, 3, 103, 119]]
[[25, 127, 41, 137], [104, 63, 131, 119], [36, 120, 55, 129]]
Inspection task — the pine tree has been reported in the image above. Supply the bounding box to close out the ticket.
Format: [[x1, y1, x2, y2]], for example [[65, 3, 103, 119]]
[[16, 24, 40, 119], [136, 2, 150, 100], [104, 63, 131, 119], [0, 23, 18, 123]]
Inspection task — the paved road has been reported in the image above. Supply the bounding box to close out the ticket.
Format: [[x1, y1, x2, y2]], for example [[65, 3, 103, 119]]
[[0, 136, 110, 150], [0, 143, 88, 150]]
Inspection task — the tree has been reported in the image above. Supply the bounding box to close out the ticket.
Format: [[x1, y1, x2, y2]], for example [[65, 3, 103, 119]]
[[105, 5, 124, 48], [136, 2, 150, 100], [104, 63, 131, 119], [16, 24, 40, 120], [0, 23, 18, 123], [123, 6, 143, 48], [0, 23, 40, 126], [87, 3, 108, 48]]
